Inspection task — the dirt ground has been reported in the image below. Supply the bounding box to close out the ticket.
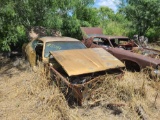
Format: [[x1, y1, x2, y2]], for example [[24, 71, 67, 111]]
[[0, 57, 160, 120]]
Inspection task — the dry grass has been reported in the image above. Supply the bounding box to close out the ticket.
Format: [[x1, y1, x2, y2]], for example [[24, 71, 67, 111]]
[[77, 71, 160, 120], [149, 43, 160, 50], [0, 58, 160, 120], [0, 60, 81, 120]]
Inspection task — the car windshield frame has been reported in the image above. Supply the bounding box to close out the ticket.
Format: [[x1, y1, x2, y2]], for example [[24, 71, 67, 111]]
[[44, 41, 86, 57]]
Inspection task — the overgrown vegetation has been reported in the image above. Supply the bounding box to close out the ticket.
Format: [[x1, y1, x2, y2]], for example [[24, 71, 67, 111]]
[[1, 1, 160, 119], [0, 58, 160, 120], [0, 0, 160, 51]]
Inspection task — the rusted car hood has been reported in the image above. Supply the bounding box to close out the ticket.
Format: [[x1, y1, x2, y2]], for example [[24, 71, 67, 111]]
[[50, 48, 124, 76]]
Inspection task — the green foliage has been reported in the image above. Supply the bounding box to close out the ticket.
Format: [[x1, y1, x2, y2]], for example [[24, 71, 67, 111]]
[[98, 6, 131, 36], [146, 28, 160, 41], [0, 0, 94, 51], [103, 22, 127, 36], [62, 16, 82, 39], [1, 0, 160, 51], [43, 12, 63, 30], [119, 0, 160, 39], [75, 7, 99, 27]]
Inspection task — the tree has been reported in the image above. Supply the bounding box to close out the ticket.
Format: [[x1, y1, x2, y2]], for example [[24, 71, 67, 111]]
[[0, 0, 58, 51], [119, 0, 160, 36], [61, 0, 95, 39], [75, 7, 99, 27], [0, 0, 95, 51], [97, 6, 131, 36]]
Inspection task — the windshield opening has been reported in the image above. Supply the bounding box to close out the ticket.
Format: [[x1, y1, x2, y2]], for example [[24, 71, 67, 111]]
[[44, 41, 86, 57]]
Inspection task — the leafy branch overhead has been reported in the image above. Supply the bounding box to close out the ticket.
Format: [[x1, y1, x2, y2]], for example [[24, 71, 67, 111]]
[[119, 0, 160, 36], [0, 0, 95, 51], [0, 0, 160, 51]]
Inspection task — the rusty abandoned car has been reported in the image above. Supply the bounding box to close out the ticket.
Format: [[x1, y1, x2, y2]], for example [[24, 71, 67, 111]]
[[81, 27, 160, 77], [25, 36, 125, 105]]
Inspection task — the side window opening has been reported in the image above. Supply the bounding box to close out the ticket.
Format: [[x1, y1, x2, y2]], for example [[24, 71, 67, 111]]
[[115, 38, 119, 45], [102, 39, 110, 46], [93, 38, 102, 45], [110, 39, 118, 47], [93, 38, 108, 46], [93, 38, 112, 48], [35, 40, 43, 61]]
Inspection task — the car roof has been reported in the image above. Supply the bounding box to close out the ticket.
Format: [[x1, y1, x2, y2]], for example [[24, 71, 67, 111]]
[[93, 35, 129, 40], [80, 27, 129, 40], [38, 36, 79, 42]]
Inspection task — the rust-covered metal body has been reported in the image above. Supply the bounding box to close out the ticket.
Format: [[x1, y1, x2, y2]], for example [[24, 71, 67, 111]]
[[26, 36, 125, 105], [81, 27, 160, 76], [107, 48, 160, 70], [50, 48, 124, 76], [81, 27, 103, 39]]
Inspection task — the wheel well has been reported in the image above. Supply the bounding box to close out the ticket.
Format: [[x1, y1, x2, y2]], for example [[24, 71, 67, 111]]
[[123, 60, 140, 72]]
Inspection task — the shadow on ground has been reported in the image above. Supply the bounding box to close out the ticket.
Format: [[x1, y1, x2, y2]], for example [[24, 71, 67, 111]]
[[0, 54, 30, 77]]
